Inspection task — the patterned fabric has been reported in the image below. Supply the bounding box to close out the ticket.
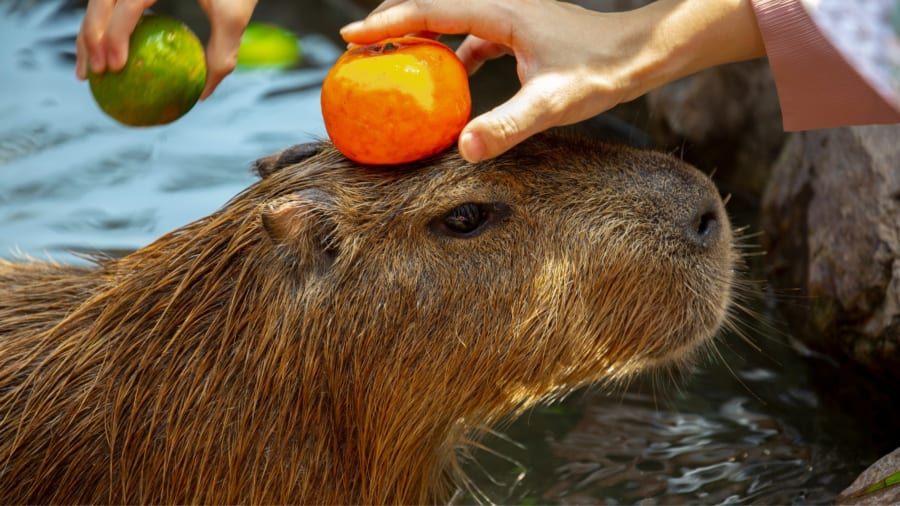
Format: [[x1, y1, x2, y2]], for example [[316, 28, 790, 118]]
[[801, 0, 899, 107]]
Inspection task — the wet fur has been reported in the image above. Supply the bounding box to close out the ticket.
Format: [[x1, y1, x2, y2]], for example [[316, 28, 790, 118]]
[[0, 134, 734, 504]]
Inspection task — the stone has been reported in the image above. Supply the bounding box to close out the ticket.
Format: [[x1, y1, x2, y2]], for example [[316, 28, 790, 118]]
[[837, 447, 900, 505], [761, 125, 900, 380]]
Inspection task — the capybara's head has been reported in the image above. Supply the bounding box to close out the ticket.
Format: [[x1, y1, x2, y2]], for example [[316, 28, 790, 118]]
[[250, 133, 733, 371], [0, 133, 734, 504]]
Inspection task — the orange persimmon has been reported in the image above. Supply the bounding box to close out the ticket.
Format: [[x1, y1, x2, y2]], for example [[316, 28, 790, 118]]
[[320, 37, 471, 165]]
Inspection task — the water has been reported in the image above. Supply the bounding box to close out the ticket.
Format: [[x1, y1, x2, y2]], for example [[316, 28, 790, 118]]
[[2, 2, 897, 504], [462, 332, 894, 504], [0, 1, 339, 262]]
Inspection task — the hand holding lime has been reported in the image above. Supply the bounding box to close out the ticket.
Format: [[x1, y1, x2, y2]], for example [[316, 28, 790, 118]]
[[89, 15, 207, 127]]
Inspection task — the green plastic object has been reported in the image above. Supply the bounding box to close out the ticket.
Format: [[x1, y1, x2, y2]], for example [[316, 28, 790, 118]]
[[237, 22, 302, 70]]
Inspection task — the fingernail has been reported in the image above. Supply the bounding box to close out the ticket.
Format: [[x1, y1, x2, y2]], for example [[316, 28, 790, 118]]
[[459, 131, 485, 163], [340, 21, 364, 35]]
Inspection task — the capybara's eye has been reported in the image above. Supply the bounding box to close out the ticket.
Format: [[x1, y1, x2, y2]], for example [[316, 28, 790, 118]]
[[443, 203, 488, 236], [430, 202, 510, 238]]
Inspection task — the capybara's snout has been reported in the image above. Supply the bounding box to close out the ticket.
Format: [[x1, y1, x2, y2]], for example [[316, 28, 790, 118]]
[[643, 164, 731, 256], [584, 151, 733, 265], [623, 158, 734, 360]]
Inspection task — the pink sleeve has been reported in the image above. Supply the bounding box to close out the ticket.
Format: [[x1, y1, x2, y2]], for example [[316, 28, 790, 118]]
[[750, 0, 900, 131]]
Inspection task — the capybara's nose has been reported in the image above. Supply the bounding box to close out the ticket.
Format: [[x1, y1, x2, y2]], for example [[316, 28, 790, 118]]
[[682, 197, 723, 250], [634, 164, 728, 253]]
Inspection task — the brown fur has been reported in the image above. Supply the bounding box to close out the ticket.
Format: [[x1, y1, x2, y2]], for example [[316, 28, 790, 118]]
[[0, 133, 734, 504]]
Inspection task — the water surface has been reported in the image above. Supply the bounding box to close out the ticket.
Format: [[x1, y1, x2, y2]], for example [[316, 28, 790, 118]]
[[1, 1, 338, 262], [1, 2, 896, 504]]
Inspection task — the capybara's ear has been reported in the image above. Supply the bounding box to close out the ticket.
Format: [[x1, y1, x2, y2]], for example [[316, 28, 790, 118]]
[[252, 142, 323, 179], [260, 188, 338, 271]]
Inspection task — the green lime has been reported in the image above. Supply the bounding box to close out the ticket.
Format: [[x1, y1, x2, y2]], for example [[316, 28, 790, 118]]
[[236, 22, 301, 70], [89, 14, 207, 127]]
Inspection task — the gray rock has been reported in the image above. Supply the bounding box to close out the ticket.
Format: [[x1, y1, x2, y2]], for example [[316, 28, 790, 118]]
[[837, 447, 900, 505], [761, 125, 900, 378]]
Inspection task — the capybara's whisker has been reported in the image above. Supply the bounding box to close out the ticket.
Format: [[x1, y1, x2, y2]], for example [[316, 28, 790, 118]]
[[709, 342, 766, 404]]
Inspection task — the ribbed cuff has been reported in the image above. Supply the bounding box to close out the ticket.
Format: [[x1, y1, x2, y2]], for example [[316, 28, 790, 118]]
[[750, 0, 900, 131]]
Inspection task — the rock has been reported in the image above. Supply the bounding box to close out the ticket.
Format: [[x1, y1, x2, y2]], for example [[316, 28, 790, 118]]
[[645, 59, 786, 200], [837, 447, 900, 505], [761, 125, 900, 380]]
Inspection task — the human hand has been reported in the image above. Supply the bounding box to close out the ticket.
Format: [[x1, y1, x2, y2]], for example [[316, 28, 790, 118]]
[[342, 0, 639, 162], [75, 0, 258, 100], [341, 0, 765, 163]]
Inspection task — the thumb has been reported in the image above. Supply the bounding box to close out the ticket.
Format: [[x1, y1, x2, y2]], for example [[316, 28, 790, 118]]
[[459, 79, 561, 162], [200, 24, 241, 100], [197, 2, 256, 100]]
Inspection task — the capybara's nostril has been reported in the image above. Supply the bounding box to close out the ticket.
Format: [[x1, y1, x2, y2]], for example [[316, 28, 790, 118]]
[[685, 200, 721, 249]]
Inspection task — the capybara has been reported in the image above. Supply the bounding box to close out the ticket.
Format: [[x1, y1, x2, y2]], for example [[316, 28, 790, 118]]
[[0, 133, 735, 504]]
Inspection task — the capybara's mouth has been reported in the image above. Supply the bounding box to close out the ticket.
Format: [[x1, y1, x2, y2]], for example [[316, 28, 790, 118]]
[[561, 157, 736, 378]]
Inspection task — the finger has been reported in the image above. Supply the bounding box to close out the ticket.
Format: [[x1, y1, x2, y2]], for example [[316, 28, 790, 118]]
[[198, 1, 256, 100], [409, 30, 439, 40], [358, 0, 437, 42], [340, 0, 518, 47], [105, 0, 155, 71], [368, 0, 407, 16], [368, 0, 438, 40], [346, 30, 437, 51], [200, 26, 241, 100], [75, 30, 89, 79], [458, 78, 567, 162], [80, 0, 117, 74], [456, 35, 509, 75]]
